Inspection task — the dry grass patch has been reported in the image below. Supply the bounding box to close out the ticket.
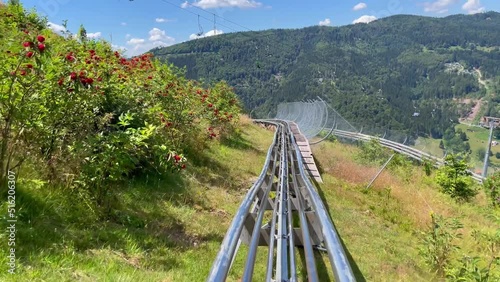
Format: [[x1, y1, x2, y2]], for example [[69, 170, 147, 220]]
[[311, 139, 500, 280]]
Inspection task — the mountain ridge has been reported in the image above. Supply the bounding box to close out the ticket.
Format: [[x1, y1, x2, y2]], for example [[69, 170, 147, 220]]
[[151, 12, 500, 138]]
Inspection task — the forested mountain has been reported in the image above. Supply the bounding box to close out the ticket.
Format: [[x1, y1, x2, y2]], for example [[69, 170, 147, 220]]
[[151, 12, 500, 138]]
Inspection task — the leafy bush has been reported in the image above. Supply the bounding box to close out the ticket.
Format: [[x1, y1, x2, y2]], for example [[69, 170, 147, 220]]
[[0, 3, 240, 211], [446, 227, 500, 281], [421, 214, 500, 280], [477, 147, 493, 162], [435, 154, 477, 201], [423, 160, 433, 176], [387, 154, 414, 183], [420, 213, 463, 277], [482, 172, 500, 207], [357, 138, 390, 165]]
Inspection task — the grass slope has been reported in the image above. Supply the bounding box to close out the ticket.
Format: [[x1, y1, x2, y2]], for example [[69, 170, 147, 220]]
[[412, 136, 444, 158], [0, 118, 498, 281], [455, 124, 500, 170], [0, 116, 276, 282], [312, 141, 499, 281]]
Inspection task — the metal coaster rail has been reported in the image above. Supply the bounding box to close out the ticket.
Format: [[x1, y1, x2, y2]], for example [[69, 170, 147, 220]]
[[207, 119, 356, 282], [332, 129, 484, 183], [276, 98, 484, 183]]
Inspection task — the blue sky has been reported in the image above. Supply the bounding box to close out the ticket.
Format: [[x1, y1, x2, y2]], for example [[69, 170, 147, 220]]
[[16, 0, 500, 56]]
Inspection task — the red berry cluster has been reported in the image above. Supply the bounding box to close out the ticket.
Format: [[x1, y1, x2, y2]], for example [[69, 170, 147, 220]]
[[207, 127, 217, 138], [58, 70, 94, 92], [22, 34, 45, 59], [85, 49, 101, 64], [115, 52, 153, 71], [159, 113, 173, 128], [168, 152, 186, 170], [15, 35, 47, 76], [65, 52, 76, 62]]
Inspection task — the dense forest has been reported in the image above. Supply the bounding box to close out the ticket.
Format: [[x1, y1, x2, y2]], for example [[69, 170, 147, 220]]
[[151, 12, 500, 138]]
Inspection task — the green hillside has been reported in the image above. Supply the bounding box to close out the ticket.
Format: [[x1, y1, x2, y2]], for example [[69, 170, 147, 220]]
[[152, 12, 500, 139]]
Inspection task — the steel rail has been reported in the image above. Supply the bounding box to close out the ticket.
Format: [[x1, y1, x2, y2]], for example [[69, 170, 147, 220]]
[[276, 126, 289, 281], [207, 121, 281, 281], [284, 127, 297, 281], [265, 181, 280, 281], [242, 130, 281, 281], [208, 119, 356, 281], [332, 129, 484, 183], [287, 142, 319, 281], [285, 122, 356, 282], [309, 115, 336, 145]]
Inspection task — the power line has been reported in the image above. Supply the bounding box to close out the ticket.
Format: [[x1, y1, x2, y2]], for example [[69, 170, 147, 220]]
[[158, 0, 243, 33], [182, 1, 253, 32], [152, 0, 277, 86]]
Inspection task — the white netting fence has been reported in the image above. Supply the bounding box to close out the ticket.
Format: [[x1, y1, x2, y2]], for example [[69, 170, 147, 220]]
[[275, 98, 410, 145]]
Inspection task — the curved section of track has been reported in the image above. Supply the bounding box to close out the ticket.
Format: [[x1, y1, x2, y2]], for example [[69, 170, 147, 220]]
[[275, 99, 484, 183], [332, 129, 484, 183]]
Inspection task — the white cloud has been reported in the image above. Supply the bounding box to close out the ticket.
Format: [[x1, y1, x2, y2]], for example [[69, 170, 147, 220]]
[[127, 38, 146, 45], [189, 29, 224, 40], [353, 3, 367, 11], [184, 0, 262, 9], [121, 22, 127, 26], [47, 22, 66, 34], [156, 18, 175, 23], [422, 0, 459, 13], [148, 28, 175, 42], [319, 18, 331, 26], [126, 28, 176, 56], [462, 0, 485, 14], [352, 15, 377, 24], [87, 32, 101, 39], [125, 34, 131, 39]]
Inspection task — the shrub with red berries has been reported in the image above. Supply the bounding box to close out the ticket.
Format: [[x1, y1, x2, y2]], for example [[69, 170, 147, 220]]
[[0, 2, 241, 205]]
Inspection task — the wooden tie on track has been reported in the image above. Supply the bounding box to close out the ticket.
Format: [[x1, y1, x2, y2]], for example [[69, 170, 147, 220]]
[[288, 122, 323, 183]]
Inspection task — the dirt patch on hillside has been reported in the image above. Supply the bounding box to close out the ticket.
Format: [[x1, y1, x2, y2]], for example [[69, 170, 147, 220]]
[[457, 98, 482, 122]]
